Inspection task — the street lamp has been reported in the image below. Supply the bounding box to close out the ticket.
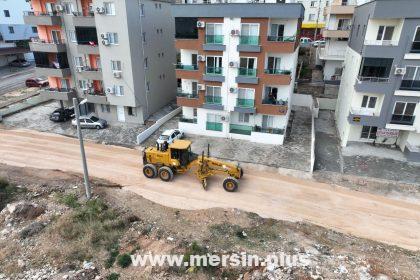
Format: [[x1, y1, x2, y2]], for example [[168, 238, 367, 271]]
[[72, 97, 91, 199]]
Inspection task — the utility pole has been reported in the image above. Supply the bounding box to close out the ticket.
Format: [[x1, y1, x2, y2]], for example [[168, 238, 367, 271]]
[[72, 98, 91, 200], [314, 0, 323, 40]]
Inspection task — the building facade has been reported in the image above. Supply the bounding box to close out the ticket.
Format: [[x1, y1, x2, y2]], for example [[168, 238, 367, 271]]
[[173, 2, 304, 145], [24, 0, 176, 124], [335, 0, 420, 161], [293, 0, 329, 39], [0, 0, 38, 66]]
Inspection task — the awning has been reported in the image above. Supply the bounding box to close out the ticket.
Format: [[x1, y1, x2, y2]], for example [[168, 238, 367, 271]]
[[301, 22, 325, 29]]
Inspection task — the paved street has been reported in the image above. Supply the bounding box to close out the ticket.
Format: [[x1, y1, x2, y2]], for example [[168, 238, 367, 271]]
[[0, 128, 419, 250], [0, 66, 35, 94]]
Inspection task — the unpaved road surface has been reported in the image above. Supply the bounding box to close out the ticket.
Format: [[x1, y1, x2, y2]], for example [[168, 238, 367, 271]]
[[0, 128, 419, 251]]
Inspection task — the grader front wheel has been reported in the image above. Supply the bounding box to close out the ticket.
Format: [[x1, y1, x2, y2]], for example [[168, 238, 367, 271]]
[[223, 177, 238, 192], [143, 164, 157, 178]]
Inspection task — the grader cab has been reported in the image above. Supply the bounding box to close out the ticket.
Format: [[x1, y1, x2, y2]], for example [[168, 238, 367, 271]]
[[142, 140, 243, 192]]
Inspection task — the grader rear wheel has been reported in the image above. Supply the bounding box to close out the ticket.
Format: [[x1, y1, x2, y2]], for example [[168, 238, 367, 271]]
[[223, 177, 238, 192], [143, 164, 157, 178], [158, 166, 174, 182]]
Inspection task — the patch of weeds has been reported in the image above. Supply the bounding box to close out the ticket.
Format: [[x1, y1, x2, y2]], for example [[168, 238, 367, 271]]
[[105, 243, 119, 269], [116, 253, 132, 268], [56, 193, 80, 208], [0, 177, 26, 210], [106, 273, 120, 280]]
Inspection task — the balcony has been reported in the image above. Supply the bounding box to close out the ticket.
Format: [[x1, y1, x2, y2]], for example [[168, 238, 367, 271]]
[[203, 35, 225, 51], [229, 124, 253, 136], [265, 36, 296, 53], [179, 116, 197, 124], [267, 36, 296, 43], [72, 12, 95, 27], [206, 122, 223, 132], [253, 126, 284, 135], [175, 63, 198, 71], [40, 88, 76, 101], [203, 95, 223, 110], [234, 98, 255, 113], [203, 67, 225, 82], [35, 65, 71, 78], [86, 92, 108, 104], [322, 29, 351, 38], [364, 40, 399, 46], [23, 11, 62, 26], [236, 68, 258, 84], [355, 76, 391, 94], [318, 47, 346, 61], [260, 69, 291, 85], [264, 69, 291, 75], [410, 41, 420, 53], [390, 115, 415, 126], [400, 80, 420, 91], [257, 99, 288, 115], [29, 38, 67, 53], [350, 107, 377, 116], [237, 36, 260, 52], [76, 42, 99, 55], [324, 4, 356, 15], [77, 66, 102, 80], [176, 90, 201, 107]]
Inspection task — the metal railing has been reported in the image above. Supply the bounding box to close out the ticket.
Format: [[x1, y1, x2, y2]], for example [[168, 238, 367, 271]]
[[238, 68, 256, 77], [264, 69, 291, 75], [179, 116, 197, 124], [31, 37, 65, 44], [262, 98, 288, 106], [71, 11, 94, 17], [205, 35, 224, 44], [236, 98, 254, 108], [204, 95, 222, 104], [411, 41, 420, 53], [390, 115, 415, 126], [45, 87, 73, 92], [229, 124, 252, 135], [175, 63, 198, 71], [205, 66, 223, 75], [77, 40, 99, 46], [35, 63, 69, 69], [357, 76, 390, 83], [177, 90, 198, 99], [267, 35, 296, 42], [80, 66, 101, 72], [206, 122, 223, 131], [23, 11, 60, 16], [400, 80, 420, 91], [253, 126, 284, 135], [239, 35, 259, 45]]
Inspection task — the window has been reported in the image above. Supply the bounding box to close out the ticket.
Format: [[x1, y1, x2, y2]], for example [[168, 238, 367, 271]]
[[376, 26, 395, 41], [238, 113, 250, 123], [337, 19, 352, 31], [146, 82, 150, 92], [74, 56, 84, 67], [128, 107, 136, 116], [359, 58, 393, 80], [144, 57, 148, 69], [361, 96, 377, 109], [206, 86, 222, 100], [238, 88, 254, 102], [412, 27, 420, 53], [159, 3, 161, 9], [142, 32, 146, 44], [309, 14, 316, 21], [206, 114, 222, 131], [241, 23, 259, 40], [266, 56, 281, 73], [205, 23, 223, 44], [107, 32, 118, 44], [69, 30, 77, 42], [356, 25, 360, 37], [104, 2, 115, 15], [79, 80, 88, 89], [8, 26, 14, 34], [401, 66, 420, 90], [206, 56, 222, 74], [62, 2, 74, 15], [262, 115, 274, 129], [155, 3, 158, 8], [101, 104, 111, 113], [32, 26, 38, 33], [392, 102, 416, 126], [4, 10, 10, 17], [114, 85, 124, 96], [310, 1, 316, 7], [269, 24, 284, 41], [140, 3, 145, 16], [239, 57, 256, 73], [361, 126, 377, 140], [111, 60, 121, 71]]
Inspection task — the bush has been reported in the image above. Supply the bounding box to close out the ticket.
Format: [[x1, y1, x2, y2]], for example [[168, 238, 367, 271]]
[[116, 253, 132, 268], [106, 273, 120, 280], [57, 193, 80, 208], [0, 177, 9, 189]]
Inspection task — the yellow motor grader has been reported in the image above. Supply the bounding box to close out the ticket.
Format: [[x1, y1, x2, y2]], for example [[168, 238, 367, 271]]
[[142, 140, 243, 192]]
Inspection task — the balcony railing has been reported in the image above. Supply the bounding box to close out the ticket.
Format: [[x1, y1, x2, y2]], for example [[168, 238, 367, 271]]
[[411, 41, 420, 53], [205, 67, 223, 75], [238, 68, 256, 77], [205, 35, 224, 44], [390, 115, 415, 126], [254, 126, 284, 135], [400, 80, 420, 91], [262, 98, 288, 105], [24, 11, 60, 16], [229, 124, 252, 135], [267, 36, 296, 42], [357, 76, 390, 83], [364, 40, 399, 46], [71, 11, 94, 17], [239, 35, 259, 45], [206, 122, 223, 131], [237, 98, 254, 108], [175, 63, 198, 71], [45, 87, 72, 92], [79, 66, 100, 72], [31, 38, 65, 44], [350, 107, 376, 116], [35, 63, 69, 69], [180, 116, 197, 123], [77, 40, 99, 46], [204, 95, 222, 104], [177, 90, 198, 99], [264, 69, 291, 75]]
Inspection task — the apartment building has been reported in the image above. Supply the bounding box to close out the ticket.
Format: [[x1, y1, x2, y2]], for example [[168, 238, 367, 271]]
[[318, 0, 369, 82], [0, 0, 38, 66], [24, 0, 176, 124], [293, 0, 329, 39], [172, 1, 304, 145], [336, 0, 420, 161]]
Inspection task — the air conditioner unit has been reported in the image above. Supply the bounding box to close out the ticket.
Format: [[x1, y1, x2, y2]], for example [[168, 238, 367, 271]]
[[229, 61, 238, 68], [229, 87, 236, 93], [197, 55, 205, 62], [100, 33, 108, 39], [113, 71, 122, 78], [197, 21, 205, 28], [221, 116, 229, 122], [55, 5, 64, 12], [394, 67, 406, 75], [230, 29, 240, 36], [106, 87, 114, 94], [76, 66, 83, 72], [197, 84, 205, 91], [102, 39, 110, 46], [96, 7, 105, 14]]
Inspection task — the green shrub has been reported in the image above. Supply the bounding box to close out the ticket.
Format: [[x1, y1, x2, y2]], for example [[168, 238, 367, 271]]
[[106, 273, 120, 280], [0, 177, 9, 189], [57, 193, 80, 208], [116, 253, 132, 268]]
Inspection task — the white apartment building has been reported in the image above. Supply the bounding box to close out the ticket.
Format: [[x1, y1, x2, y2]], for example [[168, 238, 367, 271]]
[[173, 2, 304, 145], [336, 0, 420, 162]]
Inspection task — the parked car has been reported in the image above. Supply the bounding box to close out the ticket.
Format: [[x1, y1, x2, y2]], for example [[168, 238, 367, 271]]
[[8, 59, 31, 67], [300, 37, 313, 46], [157, 129, 184, 146], [49, 107, 75, 122], [312, 39, 326, 47], [25, 77, 49, 88], [71, 114, 107, 129]]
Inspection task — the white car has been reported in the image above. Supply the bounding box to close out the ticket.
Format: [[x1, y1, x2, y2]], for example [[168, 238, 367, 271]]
[[71, 113, 107, 129], [157, 129, 184, 145], [312, 39, 326, 47]]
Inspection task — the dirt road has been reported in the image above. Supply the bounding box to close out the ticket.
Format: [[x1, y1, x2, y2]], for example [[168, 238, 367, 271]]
[[1, 129, 419, 251]]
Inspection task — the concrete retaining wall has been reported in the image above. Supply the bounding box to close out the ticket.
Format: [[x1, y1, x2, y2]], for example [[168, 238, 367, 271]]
[[317, 97, 337, 110], [136, 107, 182, 144], [292, 93, 313, 107]]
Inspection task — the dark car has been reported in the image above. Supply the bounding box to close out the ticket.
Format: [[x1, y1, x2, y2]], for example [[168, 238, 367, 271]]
[[8, 59, 31, 67], [25, 77, 49, 88], [49, 107, 75, 122]]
